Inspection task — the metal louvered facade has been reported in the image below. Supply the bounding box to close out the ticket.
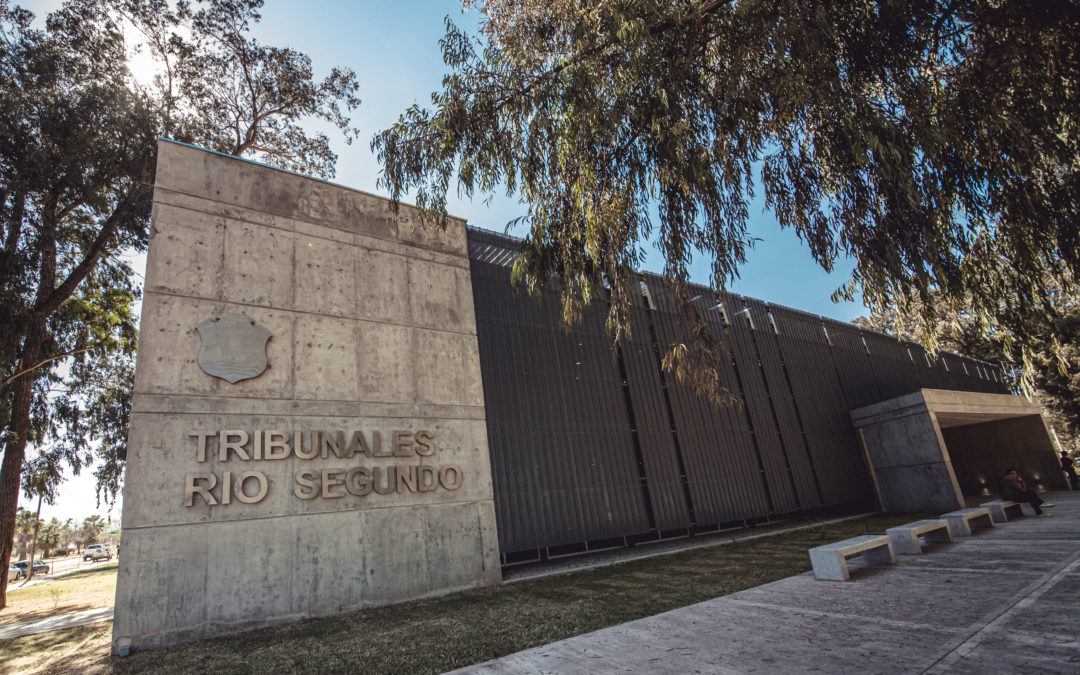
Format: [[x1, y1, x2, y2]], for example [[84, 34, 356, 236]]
[[467, 228, 1010, 564]]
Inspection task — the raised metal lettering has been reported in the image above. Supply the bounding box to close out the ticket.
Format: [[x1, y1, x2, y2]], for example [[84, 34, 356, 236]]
[[439, 465, 464, 491], [293, 470, 318, 499], [185, 473, 218, 506], [235, 471, 269, 504]]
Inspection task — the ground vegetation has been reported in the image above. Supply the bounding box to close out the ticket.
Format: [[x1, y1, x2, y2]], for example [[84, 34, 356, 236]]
[[0, 514, 917, 673]]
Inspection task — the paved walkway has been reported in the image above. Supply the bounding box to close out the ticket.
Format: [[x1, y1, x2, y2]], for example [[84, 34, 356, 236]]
[[0, 606, 113, 641], [455, 491, 1080, 674]]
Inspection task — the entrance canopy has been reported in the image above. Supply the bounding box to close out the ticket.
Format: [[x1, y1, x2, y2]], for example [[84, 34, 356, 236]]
[[850, 389, 1066, 513]]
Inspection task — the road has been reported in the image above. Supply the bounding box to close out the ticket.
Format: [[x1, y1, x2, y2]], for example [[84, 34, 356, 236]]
[[8, 553, 116, 590]]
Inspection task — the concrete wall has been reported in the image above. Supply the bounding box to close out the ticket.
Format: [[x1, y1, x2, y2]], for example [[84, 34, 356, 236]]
[[942, 416, 1068, 496], [851, 392, 964, 513], [112, 141, 500, 652], [851, 389, 1066, 514]]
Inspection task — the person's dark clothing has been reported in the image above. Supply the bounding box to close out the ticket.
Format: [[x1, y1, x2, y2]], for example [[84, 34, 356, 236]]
[[1062, 454, 1078, 490], [1000, 473, 1044, 515]]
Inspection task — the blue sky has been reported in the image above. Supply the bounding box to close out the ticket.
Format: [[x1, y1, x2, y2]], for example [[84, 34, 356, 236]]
[[18, 0, 867, 524], [249, 0, 866, 322], [25, 0, 866, 322]]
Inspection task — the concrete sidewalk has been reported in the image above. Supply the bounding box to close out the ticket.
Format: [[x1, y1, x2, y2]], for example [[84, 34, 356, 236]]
[[455, 492, 1080, 674], [0, 607, 113, 641]]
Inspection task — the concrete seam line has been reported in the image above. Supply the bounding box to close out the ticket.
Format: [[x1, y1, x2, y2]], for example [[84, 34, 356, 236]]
[[723, 598, 963, 634], [129, 406, 487, 418], [919, 553, 1080, 674], [993, 627, 1080, 650], [142, 288, 481, 338], [153, 185, 471, 261], [120, 498, 496, 531], [897, 565, 1041, 576]]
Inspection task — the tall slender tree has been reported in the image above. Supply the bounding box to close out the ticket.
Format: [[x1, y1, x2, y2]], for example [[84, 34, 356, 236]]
[[37, 517, 61, 557], [20, 453, 64, 580], [13, 508, 36, 560], [0, 0, 361, 607]]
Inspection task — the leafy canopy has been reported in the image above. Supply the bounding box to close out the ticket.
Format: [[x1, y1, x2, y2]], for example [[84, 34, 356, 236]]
[[855, 283, 1080, 450], [0, 0, 153, 505], [115, 0, 361, 178], [374, 0, 1080, 399], [0, 0, 360, 606]]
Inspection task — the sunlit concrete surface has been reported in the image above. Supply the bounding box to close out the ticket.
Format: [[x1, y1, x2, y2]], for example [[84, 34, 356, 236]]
[[114, 141, 500, 653], [453, 491, 1080, 674], [0, 607, 113, 641]]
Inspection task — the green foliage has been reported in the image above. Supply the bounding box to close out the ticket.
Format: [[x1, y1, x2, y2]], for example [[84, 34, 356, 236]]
[[37, 517, 62, 555], [0, 0, 361, 606], [375, 0, 1080, 403], [855, 284, 1080, 450], [0, 0, 361, 486], [79, 514, 106, 546], [115, 0, 361, 179], [14, 507, 37, 534], [0, 0, 156, 510]]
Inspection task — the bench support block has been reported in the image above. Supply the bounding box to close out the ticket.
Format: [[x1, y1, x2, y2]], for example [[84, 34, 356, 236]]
[[809, 535, 897, 582], [942, 508, 995, 538], [981, 499, 1024, 524], [886, 519, 953, 555]]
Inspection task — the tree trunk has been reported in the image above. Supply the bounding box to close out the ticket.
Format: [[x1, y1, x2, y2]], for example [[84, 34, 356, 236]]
[[0, 317, 45, 608], [0, 190, 137, 606], [26, 493, 43, 581]]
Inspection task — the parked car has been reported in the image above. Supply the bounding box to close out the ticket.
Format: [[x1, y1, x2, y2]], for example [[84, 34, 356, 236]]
[[6, 564, 18, 582], [83, 544, 112, 562], [10, 559, 49, 578]]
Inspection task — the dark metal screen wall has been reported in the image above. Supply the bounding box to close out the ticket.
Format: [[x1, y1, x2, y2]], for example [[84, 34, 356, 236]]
[[467, 229, 1009, 562]]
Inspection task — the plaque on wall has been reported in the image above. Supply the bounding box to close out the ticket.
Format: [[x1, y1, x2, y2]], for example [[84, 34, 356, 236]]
[[196, 313, 271, 383]]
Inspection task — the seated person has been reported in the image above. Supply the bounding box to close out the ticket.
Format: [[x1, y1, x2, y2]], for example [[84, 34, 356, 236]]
[[999, 469, 1054, 517], [1062, 451, 1078, 490]]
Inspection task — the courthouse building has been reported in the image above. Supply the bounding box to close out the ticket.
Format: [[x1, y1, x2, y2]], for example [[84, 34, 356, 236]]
[[112, 141, 1065, 653]]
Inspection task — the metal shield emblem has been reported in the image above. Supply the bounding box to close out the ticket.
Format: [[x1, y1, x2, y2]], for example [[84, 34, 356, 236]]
[[196, 313, 272, 383]]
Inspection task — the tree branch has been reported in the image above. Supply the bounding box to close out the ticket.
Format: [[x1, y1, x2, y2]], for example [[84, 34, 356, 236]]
[[3, 189, 24, 255], [33, 186, 147, 318], [3, 346, 98, 385], [394, 0, 735, 150]]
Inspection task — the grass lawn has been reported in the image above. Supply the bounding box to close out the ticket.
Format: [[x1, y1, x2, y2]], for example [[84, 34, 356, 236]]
[[0, 513, 923, 674], [0, 564, 118, 627]]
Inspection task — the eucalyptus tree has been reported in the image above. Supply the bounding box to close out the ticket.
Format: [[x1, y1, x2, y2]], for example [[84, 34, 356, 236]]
[[375, 0, 1080, 402], [113, 0, 361, 177], [0, 0, 360, 607]]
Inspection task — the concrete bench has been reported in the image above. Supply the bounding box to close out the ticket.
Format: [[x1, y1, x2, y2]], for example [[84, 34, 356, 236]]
[[941, 507, 994, 537], [808, 534, 897, 581], [886, 519, 953, 555], [980, 499, 1024, 524]]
